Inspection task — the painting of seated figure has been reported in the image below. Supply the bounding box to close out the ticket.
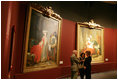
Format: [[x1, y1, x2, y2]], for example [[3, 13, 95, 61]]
[[77, 21, 104, 63], [23, 5, 61, 72]]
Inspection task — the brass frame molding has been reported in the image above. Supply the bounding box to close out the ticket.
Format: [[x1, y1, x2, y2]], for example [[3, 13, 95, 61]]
[[77, 20, 104, 29], [30, 3, 62, 20]]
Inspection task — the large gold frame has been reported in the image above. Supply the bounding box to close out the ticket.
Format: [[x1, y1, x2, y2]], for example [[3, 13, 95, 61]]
[[77, 20, 104, 63], [23, 4, 62, 73]]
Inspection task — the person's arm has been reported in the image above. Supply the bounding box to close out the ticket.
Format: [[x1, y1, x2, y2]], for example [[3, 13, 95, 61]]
[[73, 56, 81, 64], [88, 56, 92, 63], [84, 58, 89, 67], [84, 57, 92, 67], [84, 58, 87, 67]]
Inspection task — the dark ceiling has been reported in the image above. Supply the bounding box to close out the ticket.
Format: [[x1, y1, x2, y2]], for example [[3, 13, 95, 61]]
[[29, 1, 117, 28]]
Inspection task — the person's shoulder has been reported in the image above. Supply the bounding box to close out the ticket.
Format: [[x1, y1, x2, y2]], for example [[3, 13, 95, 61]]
[[71, 54, 75, 57], [85, 57, 89, 60]]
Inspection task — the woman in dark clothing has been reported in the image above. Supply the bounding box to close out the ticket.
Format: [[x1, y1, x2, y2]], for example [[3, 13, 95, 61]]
[[78, 53, 85, 79], [84, 51, 92, 79]]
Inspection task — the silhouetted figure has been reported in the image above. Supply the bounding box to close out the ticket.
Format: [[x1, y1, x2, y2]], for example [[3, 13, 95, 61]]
[[84, 51, 92, 79], [78, 53, 85, 79]]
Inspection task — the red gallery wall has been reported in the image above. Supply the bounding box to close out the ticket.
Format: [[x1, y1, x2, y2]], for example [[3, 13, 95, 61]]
[[1, 1, 9, 78], [1, 1, 117, 79]]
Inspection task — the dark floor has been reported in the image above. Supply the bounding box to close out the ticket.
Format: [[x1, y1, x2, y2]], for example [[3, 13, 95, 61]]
[[66, 70, 117, 79]]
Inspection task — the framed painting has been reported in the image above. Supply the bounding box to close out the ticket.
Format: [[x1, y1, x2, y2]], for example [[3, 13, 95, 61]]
[[23, 5, 62, 72], [77, 20, 104, 63]]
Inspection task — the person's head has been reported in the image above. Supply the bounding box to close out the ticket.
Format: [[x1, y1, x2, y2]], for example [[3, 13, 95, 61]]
[[73, 50, 78, 57], [43, 30, 48, 36], [80, 53, 85, 58], [85, 51, 91, 57]]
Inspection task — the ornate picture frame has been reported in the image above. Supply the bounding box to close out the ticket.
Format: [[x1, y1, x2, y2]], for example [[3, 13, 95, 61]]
[[77, 20, 104, 63], [23, 4, 62, 72]]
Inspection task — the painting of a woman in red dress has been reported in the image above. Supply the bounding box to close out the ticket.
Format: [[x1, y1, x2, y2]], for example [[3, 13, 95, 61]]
[[30, 31, 49, 63], [25, 8, 60, 71]]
